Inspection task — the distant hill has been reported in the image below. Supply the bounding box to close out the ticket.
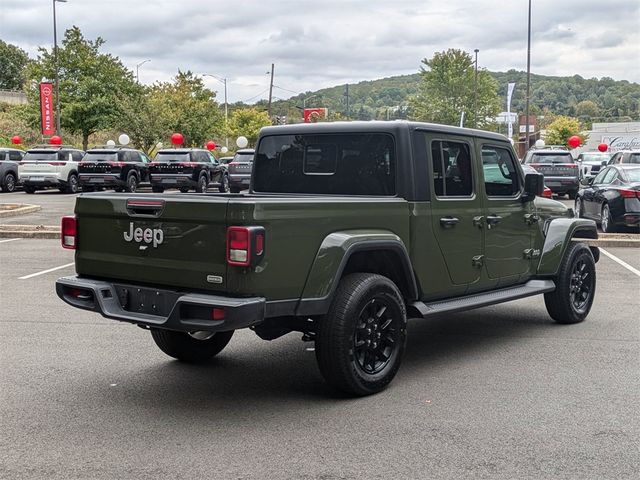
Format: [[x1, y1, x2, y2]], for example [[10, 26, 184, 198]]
[[265, 70, 640, 123]]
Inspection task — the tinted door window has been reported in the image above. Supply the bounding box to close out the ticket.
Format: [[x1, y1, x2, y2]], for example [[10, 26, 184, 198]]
[[126, 151, 141, 163], [482, 146, 519, 196], [9, 151, 23, 161], [431, 140, 473, 197]]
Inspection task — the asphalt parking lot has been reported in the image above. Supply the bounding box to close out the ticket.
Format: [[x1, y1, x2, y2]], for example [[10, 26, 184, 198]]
[[1, 191, 639, 479]]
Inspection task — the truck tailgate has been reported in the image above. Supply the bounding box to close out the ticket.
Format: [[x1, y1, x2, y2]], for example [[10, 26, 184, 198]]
[[75, 194, 229, 292]]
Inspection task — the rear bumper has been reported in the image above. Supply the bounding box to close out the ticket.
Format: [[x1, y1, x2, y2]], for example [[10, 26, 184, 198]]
[[56, 275, 266, 333], [543, 176, 579, 192], [622, 213, 640, 227], [150, 174, 197, 188], [79, 174, 125, 187], [228, 174, 251, 189], [21, 174, 66, 187]]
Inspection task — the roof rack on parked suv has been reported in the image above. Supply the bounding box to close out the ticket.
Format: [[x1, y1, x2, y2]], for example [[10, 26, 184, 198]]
[[29, 144, 79, 150], [88, 145, 136, 150], [529, 145, 569, 151]]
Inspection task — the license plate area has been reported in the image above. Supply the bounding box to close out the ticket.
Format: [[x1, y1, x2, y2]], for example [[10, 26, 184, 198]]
[[114, 284, 180, 317], [30, 176, 45, 182], [163, 178, 177, 184], [90, 177, 105, 183]]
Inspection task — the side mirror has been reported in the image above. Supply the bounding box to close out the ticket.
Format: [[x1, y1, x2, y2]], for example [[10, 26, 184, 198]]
[[601, 160, 608, 166], [523, 172, 544, 201], [587, 177, 595, 185]]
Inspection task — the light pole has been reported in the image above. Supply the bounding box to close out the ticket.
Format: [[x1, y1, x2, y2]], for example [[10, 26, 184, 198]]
[[52, 0, 67, 136], [202, 73, 229, 148], [524, 0, 532, 154], [473, 48, 479, 128], [135, 59, 150, 83]]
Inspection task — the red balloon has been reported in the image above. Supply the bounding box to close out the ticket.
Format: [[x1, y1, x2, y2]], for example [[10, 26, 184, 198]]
[[206, 141, 216, 151], [170, 133, 184, 146], [50, 135, 62, 145], [567, 135, 581, 148], [11, 135, 21, 145], [597, 143, 608, 152]]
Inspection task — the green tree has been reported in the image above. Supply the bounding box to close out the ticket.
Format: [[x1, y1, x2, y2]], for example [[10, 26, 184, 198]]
[[24, 26, 137, 149], [115, 85, 166, 153], [0, 40, 29, 90], [408, 49, 500, 128], [575, 100, 599, 119], [545, 116, 588, 146], [226, 108, 271, 147], [147, 71, 223, 147]]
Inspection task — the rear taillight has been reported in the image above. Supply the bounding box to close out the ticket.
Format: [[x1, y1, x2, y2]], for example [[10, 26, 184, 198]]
[[49, 162, 66, 166], [178, 162, 198, 167], [61, 215, 77, 249], [619, 189, 640, 199], [226, 226, 266, 267], [568, 164, 578, 168], [108, 161, 126, 167]]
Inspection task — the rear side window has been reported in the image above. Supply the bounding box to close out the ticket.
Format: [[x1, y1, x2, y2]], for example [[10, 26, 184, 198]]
[[125, 151, 141, 162], [627, 153, 640, 164], [193, 151, 210, 163], [9, 151, 23, 161], [431, 140, 473, 197], [254, 133, 395, 195]]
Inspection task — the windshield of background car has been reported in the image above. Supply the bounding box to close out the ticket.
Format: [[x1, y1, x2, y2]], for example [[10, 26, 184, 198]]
[[233, 153, 254, 163], [254, 133, 396, 195], [83, 151, 118, 162], [581, 153, 610, 164], [23, 151, 57, 161], [526, 153, 573, 164], [627, 153, 640, 164], [624, 169, 640, 182], [154, 152, 191, 162]]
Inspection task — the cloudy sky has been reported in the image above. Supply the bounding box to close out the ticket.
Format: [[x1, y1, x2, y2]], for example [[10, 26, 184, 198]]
[[1, 0, 638, 103]]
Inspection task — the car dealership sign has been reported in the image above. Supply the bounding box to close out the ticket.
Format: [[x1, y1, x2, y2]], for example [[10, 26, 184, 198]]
[[601, 135, 640, 152], [39, 82, 55, 136]]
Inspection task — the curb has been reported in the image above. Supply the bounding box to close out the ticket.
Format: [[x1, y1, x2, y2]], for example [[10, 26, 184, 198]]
[[0, 204, 42, 218], [0, 224, 58, 239]]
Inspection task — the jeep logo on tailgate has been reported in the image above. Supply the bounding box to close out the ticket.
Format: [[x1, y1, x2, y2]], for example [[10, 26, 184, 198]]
[[123, 222, 164, 248]]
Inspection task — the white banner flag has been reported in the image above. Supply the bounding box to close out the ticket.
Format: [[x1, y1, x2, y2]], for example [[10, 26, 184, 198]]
[[507, 82, 516, 138]]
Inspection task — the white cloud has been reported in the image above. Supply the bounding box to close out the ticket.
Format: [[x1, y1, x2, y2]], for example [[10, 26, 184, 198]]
[[1, 0, 638, 102]]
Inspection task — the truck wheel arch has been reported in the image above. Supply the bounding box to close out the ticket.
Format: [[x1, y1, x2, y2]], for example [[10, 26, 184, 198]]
[[537, 218, 598, 277], [296, 231, 419, 317]]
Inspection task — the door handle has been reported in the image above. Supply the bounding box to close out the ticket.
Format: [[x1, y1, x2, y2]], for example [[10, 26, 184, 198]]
[[439, 217, 460, 227], [486, 214, 503, 228]]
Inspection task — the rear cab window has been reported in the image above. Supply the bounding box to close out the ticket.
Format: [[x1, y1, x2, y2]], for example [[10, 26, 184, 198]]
[[525, 153, 573, 164], [253, 133, 396, 195], [23, 150, 58, 162]]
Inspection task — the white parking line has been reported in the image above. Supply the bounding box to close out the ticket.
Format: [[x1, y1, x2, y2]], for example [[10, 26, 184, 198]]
[[19, 262, 75, 280], [0, 238, 22, 244], [600, 248, 640, 277]]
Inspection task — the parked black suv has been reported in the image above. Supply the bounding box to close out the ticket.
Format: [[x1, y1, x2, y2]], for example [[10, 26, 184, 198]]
[[149, 148, 228, 193], [0, 148, 24, 193], [79, 147, 151, 193], [522, 146, 579, 199], [227, 148, 255, 193]]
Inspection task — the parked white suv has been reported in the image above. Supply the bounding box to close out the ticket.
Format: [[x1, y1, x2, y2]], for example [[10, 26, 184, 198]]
[[19, 146, 85, 194]]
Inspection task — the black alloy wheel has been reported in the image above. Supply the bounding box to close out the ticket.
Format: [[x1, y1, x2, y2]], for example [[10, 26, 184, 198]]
[[198, 175, 208, 193], [601, 204, 615, 233], [2, 172, 16, 192], [219, 174, 230, 193], [315, 273, 407, 396], [66, 174, 79, 194], [544, 242, 596, 324], [126, 174, 138, 193]]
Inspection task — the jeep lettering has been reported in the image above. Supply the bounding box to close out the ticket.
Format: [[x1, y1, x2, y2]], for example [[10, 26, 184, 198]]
[[123, 222, 164, 248]]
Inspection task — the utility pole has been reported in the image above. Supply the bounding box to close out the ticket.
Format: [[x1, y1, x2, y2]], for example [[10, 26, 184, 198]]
[[267, 63, 274, 119], [345, 83, 350, 120], [524, 0, 532, 154], [52, 0, 67, 136], [473, 49, 479, 128]]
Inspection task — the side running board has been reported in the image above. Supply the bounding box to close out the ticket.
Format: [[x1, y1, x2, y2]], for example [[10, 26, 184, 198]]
[[409, 279, 555, 318]]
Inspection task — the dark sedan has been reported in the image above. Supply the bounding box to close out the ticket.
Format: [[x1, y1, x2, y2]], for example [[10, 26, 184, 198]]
[[575, 165, 640, 233]]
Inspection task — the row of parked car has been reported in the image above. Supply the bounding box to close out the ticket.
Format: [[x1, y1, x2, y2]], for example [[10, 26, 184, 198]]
[[0, 145, 256, 194], [522, 146, 640, 232]]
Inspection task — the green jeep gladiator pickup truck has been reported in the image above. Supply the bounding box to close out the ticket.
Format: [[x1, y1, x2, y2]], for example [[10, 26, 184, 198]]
[[56, 121, 599, 396]]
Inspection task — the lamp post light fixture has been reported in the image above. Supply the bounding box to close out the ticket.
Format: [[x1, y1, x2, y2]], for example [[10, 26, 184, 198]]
[[202, 73, 229, 148], [473, 48, 479, 128], [52, 0, 67, 136], [135, 59, 151, 83]]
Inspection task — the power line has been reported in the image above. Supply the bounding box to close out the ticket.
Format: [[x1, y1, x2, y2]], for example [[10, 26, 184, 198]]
[[242, 88, 270, 103]]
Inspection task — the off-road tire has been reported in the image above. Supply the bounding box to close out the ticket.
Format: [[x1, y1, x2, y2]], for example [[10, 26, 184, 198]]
[[24, 185, 37, 194], [544, 242, 596, 324], [64, 173, 79, 194], [150, 329, 234, 363], [198, 175, 208, 193], [152, 186, 165, 193], [1, 172, 16, 192], [601, 204, 616, 233], [315, 273, 407, 396], [219, 174, 230, 193], [125, 173, 138, 193]]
